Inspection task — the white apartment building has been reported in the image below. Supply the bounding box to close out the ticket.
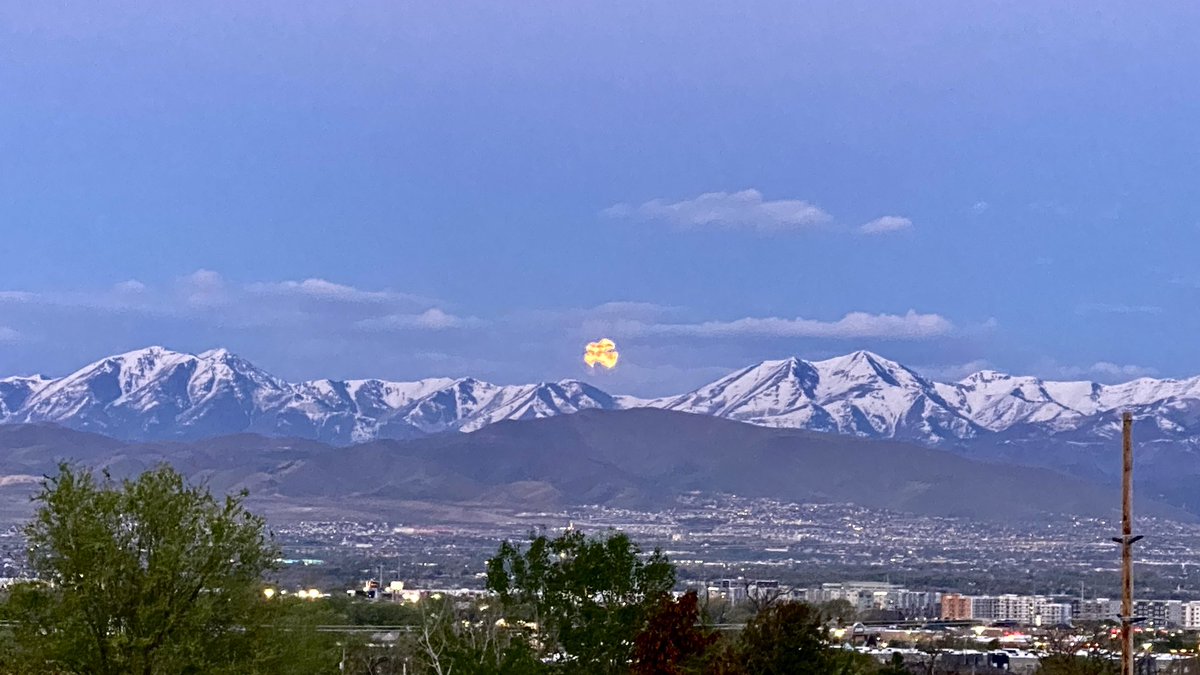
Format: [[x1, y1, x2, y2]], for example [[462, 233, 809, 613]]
[[1183, 601, 1200, 629]]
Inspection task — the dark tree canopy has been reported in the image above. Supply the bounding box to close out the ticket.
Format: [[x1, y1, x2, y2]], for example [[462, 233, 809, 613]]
[[486, 529, 675, 673], [630, 590, 717, 675], [5, 463, 282, 675], [736, 601, 835, 675]]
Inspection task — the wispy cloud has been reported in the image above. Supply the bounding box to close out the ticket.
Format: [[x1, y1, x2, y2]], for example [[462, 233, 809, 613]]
[[617, 310, 955, 340], [0, 327, 20, 343], [113, 280, 147, 294], [1076, 303, 1163, 315], [355, 308, 482, 331], [0, 270, 446, 328], [1048, 361, 1160, 380], [179, 269, 226, 308], [605, 189, 832, 233], [919, 359, 995, 381], [1088, 362, 1158, 378], [247, 278, 428, 304], [859, 215, 912, 235], [606, 188, 916, 237]]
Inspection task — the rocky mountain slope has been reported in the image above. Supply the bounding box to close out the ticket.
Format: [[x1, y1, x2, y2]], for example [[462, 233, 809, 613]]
[[0, 347, 616, 443], [6, 346, 1200, 460]]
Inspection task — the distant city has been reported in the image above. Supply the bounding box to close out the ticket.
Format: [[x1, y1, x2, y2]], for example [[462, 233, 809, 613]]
[[111, 493, 1200, 623]]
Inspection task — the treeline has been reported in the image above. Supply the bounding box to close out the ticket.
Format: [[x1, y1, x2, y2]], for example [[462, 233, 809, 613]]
[[0, 464, 1140, 674]]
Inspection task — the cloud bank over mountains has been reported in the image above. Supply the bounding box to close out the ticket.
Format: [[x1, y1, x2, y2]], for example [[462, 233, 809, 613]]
[[0, 269, 1153, 398]]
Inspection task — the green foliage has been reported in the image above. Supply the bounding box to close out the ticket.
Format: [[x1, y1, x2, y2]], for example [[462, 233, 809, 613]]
[[700, 595, 756, 625], [816, 598, 859, 624], [379, 595, 546, 675], [1035, 653, 1120, 674], [324, 593, 424, 625], [3, 463, 284, 675], [735, 602, 837, 675], [486, 528, 675, 673]]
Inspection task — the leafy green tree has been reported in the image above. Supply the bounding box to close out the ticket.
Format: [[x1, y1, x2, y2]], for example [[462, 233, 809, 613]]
[[486, 528, 675, 673], [736, 602, 836, 675], [325, 594, 424, 626], [4, 463, 283, 675], [412, 595, 545, 675], [817, 598, 859, 625]]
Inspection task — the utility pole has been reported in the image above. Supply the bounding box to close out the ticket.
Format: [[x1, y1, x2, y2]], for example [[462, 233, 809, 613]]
[[1112, 412, 1143, 675]]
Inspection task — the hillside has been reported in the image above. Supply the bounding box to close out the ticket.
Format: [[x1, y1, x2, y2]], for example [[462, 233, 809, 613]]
[[0, 411, 1183, 523]]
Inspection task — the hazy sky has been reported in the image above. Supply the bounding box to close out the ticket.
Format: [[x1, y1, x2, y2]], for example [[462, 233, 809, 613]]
[[4, 2, 1200, 395]]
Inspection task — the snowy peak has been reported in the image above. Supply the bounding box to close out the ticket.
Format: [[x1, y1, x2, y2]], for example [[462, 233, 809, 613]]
[[13, 346, 1200, 448], [658, 357, 820, 418], [0, 375, 52, 418], [657, 351, 977, 442], [1, 348, 623, 443], [811, 350, 933, 397], [16, 346, 295, 438]]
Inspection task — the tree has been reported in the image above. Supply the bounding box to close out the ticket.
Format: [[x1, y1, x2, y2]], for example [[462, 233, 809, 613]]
[[1035, 654, 1118, 674], [817, 598, 859, 625], [1035, 626, 1118, 675], [877, 651, 911, 674], [5, 463, 281, 675], [630, 590, 717, 674], [736, 601, 835, 675], [486, 528, 675, 673], [409, 595, 544, 675]]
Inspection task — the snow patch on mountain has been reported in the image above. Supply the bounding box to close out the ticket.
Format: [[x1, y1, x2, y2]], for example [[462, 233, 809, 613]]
[[10, 346, 1200, 448], [4, 347, 620, 443]]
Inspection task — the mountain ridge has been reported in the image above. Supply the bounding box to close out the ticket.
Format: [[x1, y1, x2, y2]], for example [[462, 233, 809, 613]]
[[5, 346, 1200, 454]]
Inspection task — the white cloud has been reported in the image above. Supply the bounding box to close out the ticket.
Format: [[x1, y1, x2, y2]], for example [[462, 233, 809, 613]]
[[859, 215, 913, 234], [1050, 361, 1159, 380], [355, 308, 481, 331], [113, 279, 147, 294], [621, 310, 955, 340], [0, 291, 37, 303], [0, 327, 20, 342], [247, 278, 423, 304], [588, 301, 673, 316], [918, 359, 995, 381], [1087, 362, 1158, 378], [1076, 303, 1163, 315], [605, 189, 832, 233], [0, 272, 443, 330], [179, 269, 226, 307], [971, 201, 990, 214]]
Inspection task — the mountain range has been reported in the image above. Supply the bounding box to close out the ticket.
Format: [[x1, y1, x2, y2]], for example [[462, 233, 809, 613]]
[[0, 346, 618, 444], [4, 346, 1199, 455]]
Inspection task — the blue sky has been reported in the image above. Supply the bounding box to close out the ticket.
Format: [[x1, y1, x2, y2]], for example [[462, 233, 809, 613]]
[[3, 2, 1200, 395]]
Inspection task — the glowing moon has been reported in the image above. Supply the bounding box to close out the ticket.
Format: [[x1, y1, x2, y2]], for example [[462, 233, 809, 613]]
[[584, 338, 619, 369]]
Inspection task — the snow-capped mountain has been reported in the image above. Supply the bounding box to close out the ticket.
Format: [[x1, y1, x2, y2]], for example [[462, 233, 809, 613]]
[[649, 351, 982, 443], [0, 375, 52, 418], [8, 345, 1200, 449], [642, 350, 1200, 450], [0, 347, 619, 443], [16, 347, 295, 440]]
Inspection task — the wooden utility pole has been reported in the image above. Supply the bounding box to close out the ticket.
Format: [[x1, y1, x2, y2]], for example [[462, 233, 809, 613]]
[[1113, 412, 1142, 675]]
